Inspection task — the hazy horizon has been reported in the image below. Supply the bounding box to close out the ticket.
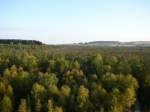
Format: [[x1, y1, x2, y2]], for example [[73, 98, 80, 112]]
[[1, 0, 150, 44]]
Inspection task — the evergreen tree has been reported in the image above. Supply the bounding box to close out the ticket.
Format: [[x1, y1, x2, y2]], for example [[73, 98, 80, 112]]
[[18, 99, 28, 112], [0, 95, 13, 112], [35, 99, 42, 112]]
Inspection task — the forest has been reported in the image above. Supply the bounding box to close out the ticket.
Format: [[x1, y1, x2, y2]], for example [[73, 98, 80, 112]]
[[0, 39, 43, 45], [0, 44, 150, 112]]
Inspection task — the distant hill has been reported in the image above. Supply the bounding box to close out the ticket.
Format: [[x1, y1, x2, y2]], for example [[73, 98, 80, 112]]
[[79, 41, 150, 47], [122, 41, 150, 46], [84, 41, 121, 46], [0, 39, 43, 45]]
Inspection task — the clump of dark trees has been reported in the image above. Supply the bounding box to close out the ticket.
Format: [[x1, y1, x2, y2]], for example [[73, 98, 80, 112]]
[[0, 44, 149, 112], [0, 39, 43, 45]]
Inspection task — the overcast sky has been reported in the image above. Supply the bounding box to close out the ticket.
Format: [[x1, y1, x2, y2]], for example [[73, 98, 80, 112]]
[[0, 0, 150, 44]]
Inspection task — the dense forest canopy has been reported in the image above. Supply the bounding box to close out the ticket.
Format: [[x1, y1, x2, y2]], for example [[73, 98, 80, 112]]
[[0, 44, 149, 112]]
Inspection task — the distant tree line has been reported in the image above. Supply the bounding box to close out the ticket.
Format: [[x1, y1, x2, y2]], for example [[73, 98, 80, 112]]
[[0, 39, 43, 45]]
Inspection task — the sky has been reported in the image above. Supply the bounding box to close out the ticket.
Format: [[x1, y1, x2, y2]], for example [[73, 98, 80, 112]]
[[0, 0, 150, 44]]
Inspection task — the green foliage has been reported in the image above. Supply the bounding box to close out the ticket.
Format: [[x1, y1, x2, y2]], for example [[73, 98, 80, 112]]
[[31, 83, 46, 101], [0, 45, 149, 111], [35, 99, 42, 112], [60, 85, 71, 97], [38, 72, 58, 88], [47, 99, 63, 112], [0, 95, 13, 112], [18, 99, 29, 112], [77, 85, 90, 112]]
